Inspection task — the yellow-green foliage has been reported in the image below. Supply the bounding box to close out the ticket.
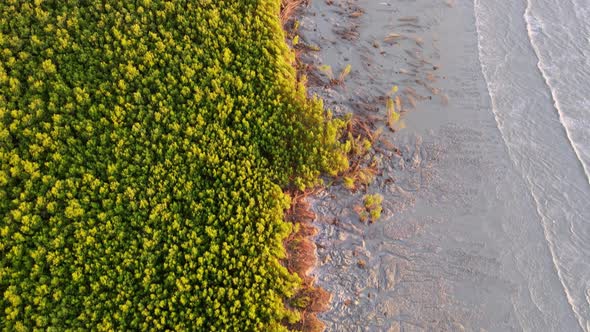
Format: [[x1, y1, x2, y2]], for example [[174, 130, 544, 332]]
[[362, 194, 383, 223], [0, 0, 347, 330]]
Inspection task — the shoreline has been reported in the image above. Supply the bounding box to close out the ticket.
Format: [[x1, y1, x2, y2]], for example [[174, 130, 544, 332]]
[[279, 2, 334, 331]]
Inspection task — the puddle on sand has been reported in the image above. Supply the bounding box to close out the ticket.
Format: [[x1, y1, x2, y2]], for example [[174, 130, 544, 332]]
[[297, 0, 583, 331]]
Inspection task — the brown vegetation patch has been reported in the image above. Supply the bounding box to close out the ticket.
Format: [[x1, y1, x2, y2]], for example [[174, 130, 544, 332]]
[[282, 190, 331, 332]]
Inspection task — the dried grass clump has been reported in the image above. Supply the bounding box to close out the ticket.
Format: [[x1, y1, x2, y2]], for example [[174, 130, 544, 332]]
[[281, 0, 308, 26], [337, 117, 383, 191]]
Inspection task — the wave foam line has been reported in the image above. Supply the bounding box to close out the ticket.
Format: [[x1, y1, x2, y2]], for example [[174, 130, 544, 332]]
[[523, 1, 589, 327], [523, 0, 590, 187], [474, 0, 587, 330]]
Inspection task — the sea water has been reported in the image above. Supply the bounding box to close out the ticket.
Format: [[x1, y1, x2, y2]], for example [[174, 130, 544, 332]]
[[476, 0, 590, 330]]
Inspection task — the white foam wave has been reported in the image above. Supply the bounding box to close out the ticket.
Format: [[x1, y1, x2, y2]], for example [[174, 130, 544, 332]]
[[475, 0, 589, 330], [523, 1, 590, 187]]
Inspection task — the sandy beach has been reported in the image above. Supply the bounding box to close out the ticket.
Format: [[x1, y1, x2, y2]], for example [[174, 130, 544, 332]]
[[295, 0, 589, 330]]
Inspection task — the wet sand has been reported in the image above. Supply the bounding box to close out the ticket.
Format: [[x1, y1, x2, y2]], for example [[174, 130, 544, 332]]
[[296, 0, 584, 331]]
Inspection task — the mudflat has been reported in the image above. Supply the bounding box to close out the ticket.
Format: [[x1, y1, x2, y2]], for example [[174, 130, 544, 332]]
[[296, 0, 587, 330]]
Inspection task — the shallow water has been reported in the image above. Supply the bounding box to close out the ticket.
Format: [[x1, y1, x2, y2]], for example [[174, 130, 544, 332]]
[[522, 0, 590, 184], [297, 0, 590, 330], [476, 0, 590, 329]]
